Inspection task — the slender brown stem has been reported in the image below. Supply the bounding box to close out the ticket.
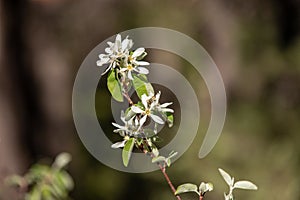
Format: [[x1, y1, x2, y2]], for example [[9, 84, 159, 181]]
[[158, 164, 182, 200], [200, 195, 204, 200], [123, 92, 133, 105]]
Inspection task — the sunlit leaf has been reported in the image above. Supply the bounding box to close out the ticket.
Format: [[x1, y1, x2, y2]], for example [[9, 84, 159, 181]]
[[122, 138, 135, 167], [151, 156, 166, 163], [218, 168, 232, 186], [107, 69, 123, 102], [175, 183, 199, 195], [166, 158, 171, 167], [53, 152, 72, 169], [166, 113, 174, 128], [132, 74, 154, 99], [199, 182, 214, 194], [234, 180, 258, 190]]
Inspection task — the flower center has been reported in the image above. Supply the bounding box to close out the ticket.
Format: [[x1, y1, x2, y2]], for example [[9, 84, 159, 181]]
[[127, 64, 133, 70], [145, 109, 151, 115]]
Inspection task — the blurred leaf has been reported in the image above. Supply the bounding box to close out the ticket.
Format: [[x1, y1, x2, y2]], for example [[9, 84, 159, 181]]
[[234, 181, 258, 190], [5, 175, 24, 187], [122, 138, 135, 167], [175, 183, 198, 195], [57, 171, 74, 190], [107, 69, 123, 102], [132, 74, 154, 99], [53, 152, 72, 169], [26, 187, 41, 200]]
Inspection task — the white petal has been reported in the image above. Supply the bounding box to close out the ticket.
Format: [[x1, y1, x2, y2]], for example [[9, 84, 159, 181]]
[[139, 115, 147, 128], [160, 102, 172, 108], [141, 94, 148, 108], [111, 140, 126, 148], [162, 108, 174, 113], [155, 91, 161, 101], [128, 71, 133, 80], [120, 68, 128, 72], [122, 38, 130, 51], [132, 47, 145, 58], [107, 41, 114, 47], [101, 64, 112, 75], [150, 114, 164, 124], [131, 106, 144, 113], [112, 123, 125, 130], [105, 47, 112, 54], [134, 61, 150, 66], [136, 67, 149, 74]]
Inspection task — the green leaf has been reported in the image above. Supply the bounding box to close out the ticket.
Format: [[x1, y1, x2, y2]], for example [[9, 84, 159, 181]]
[[166, 113, 174, 128], [218, 168, 233, 186], [175, 183, 199, 195], [122, 138, 135, 167], [107, 70, 123, 102], [199, 182, 214, 194], [234, 181, 258, 190], [124, 107, 135, 121], [132, 74, 154, 99], [166, 158, 171, 167], [151, 156, 166, 164]]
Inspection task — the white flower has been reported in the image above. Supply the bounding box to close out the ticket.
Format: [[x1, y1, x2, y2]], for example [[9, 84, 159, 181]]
[[112, 111, 139, 137], [153, 91, 174, 113], [119, 48, 149, 80], [131, 93, 165, 128], [111, 111, 140, 149], [97, 34, 133, 75]]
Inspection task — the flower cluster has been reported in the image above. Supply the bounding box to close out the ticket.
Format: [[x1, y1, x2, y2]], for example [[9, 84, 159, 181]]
[[97, 34, 175, 157], [97, 34, 149, 79], [131, 92, 173, 126], [111, 91, 174, 148]]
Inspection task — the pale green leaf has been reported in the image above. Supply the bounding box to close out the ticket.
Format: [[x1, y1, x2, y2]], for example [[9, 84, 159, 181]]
[[107, 70, 123, 102], [132, 74, 154, 99], [234, 180, 258, 190], [166, 113, 174, 128], [152, 147, 159, 157], [199, 182, 214, 194], [166, 158, 171, 167], [122, 138, 135, 167], [53, 152, 72, 169], [175, 183, 199, 195], [218, 168, 232, 186], [151, 156, 166, 163]]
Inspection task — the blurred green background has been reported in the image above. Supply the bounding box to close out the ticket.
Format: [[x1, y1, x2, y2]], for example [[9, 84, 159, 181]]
[[0, 0, 300, 199]]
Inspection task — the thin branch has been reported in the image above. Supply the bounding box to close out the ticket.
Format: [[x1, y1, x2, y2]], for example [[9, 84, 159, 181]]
[[158, 164, 182, 200]]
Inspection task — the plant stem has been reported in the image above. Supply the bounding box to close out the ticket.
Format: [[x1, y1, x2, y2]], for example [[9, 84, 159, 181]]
[[200, 195, 204, 200], [158, 164, 182, 200]]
